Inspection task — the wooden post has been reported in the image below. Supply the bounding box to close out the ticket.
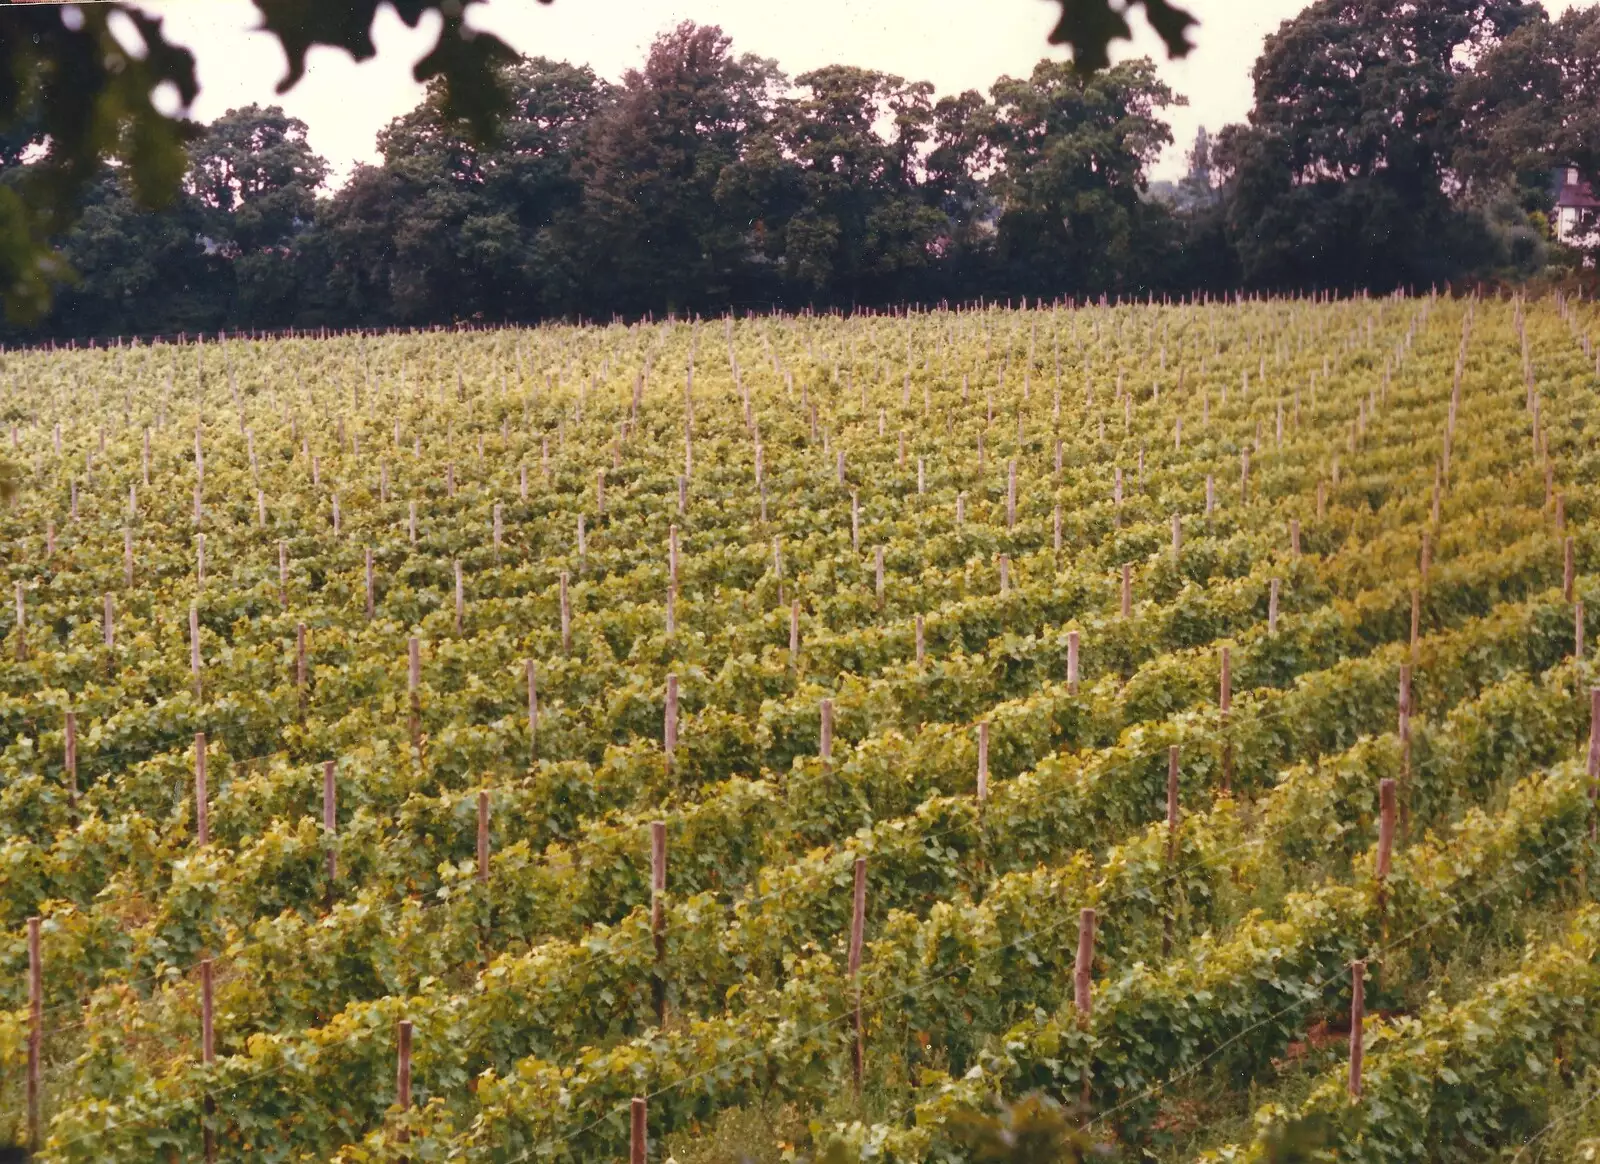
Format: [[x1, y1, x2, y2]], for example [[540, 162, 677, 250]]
[[1219, 646, 1232, 711], [1120, 563, 1132, 618], [1565, 536, 1575, 602], [1410, 588, 1421, 661], [409, 500, 418, 547], [1420, 532, 1431, 585], [664, 673, 678, 762], [1073, 908, 1095, 1021], [651, 820, 667, 1023], [278, 540, 288, 609], [560, 572, 572, 653], [190, 602, 203, 701], [64, 710, 77, 806], [1171, 514, 1181, 559], [1347, 961, 1366, 1099], [875, 546, 885, 607], [630, 1096, 647, 1164], [201, 956, 216, 1163], [526, 660, 538, 765], [194, 732, 209, 846], [200, 958, 215, 1065], [915, 614, 925, 668], [295, 622, 308, 707], [1372, 772, 1398, 913], [820, 698, 833, 767], [1268, 578, 1280, 634], [849, 856, 867, 1093], [1068, 630, 1080, 695], [453, 560, 465, 635], [323, 760, 337, 888], [976, 721, 989, 805], [1006, 459, 1017, 529], [789, 600, 800, 659], [477, 790, 490, 884], [26, 915, 40, 1154]]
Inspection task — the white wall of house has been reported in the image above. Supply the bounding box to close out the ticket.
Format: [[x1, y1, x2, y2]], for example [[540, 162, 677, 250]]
[[1555, 168, 1598, 249]]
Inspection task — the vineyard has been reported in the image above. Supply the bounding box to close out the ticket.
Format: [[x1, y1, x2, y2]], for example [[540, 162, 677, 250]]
[[1, 291, 1599, 1162]]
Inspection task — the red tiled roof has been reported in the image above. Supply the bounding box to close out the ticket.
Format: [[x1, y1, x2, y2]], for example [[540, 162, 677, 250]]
[[1557, 177, 1599, 210]]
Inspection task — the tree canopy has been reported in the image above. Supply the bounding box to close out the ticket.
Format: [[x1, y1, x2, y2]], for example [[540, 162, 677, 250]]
[[0, 0, 1202, 324], [1, 0, 1596, 343]]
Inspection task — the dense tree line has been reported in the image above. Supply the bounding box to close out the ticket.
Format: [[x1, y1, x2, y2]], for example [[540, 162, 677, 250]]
[[9, 0, 1598, 340]]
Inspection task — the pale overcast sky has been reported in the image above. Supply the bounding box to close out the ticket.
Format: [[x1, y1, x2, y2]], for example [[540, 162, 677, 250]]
[[142, 0, 1597, 184]]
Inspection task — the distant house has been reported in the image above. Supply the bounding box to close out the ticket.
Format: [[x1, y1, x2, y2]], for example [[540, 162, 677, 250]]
[[1553, 166, 1599, 250]]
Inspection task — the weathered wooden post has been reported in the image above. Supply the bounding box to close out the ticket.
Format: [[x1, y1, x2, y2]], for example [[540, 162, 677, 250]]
[[194, 732, 209, 846], [664, 673, 679, 764], [652, 820, 667, 1022], [976, 722, 990, 805], [631, 1096, 648, 1164], [323, 760, 338, 889], [1347, 962, 1366, 1099]]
